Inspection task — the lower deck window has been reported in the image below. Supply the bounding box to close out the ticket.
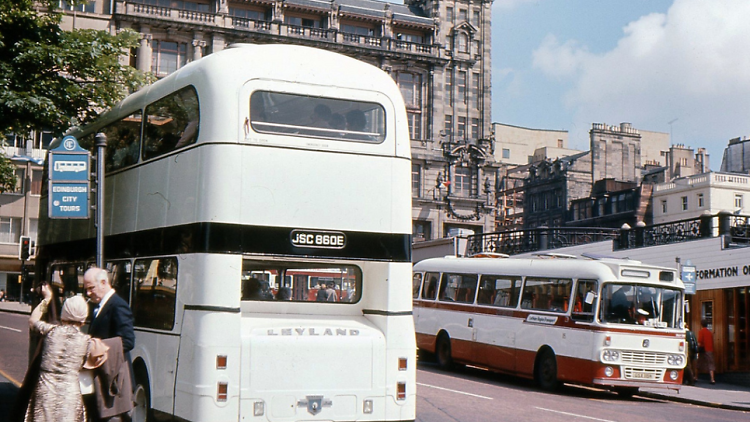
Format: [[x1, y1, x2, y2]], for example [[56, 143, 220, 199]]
[[242, 260, 361, 303]]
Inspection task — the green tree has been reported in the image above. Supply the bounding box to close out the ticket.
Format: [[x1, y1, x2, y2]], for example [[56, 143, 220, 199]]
[[0, 0, 152, 191]]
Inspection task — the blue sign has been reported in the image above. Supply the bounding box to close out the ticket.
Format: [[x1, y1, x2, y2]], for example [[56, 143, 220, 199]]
[[49, 153, 89, 181], [681, 265, 697, 295], [51, 135, 88, 153], [49, 183, 89, 218]]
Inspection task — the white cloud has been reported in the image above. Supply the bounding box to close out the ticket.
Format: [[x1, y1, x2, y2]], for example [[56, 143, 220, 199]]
[[532, 0, 750, 163]]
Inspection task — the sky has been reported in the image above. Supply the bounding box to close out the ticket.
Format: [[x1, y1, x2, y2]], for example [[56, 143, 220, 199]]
[[491, 0, 750, 170]]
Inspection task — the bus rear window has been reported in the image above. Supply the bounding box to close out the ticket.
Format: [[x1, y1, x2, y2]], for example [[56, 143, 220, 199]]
[[250, 91, 385, 143], [242, 260, 361, 303]]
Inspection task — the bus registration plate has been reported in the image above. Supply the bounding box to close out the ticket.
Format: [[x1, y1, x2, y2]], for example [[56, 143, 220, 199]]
[[631, 372, 654, 380]]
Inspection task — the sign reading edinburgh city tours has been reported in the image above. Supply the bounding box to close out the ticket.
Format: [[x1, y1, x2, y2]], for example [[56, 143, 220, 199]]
[[48, 136, 90, 219]]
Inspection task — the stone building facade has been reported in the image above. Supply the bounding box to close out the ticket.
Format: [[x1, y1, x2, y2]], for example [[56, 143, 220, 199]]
[[57, 0, 498, 244]]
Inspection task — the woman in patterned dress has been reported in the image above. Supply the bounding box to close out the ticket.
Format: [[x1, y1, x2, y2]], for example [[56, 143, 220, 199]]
[[24, 285, 106, 422]]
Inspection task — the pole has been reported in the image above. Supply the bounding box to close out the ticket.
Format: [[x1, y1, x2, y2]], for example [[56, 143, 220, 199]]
[[95, 133, 107, 268]]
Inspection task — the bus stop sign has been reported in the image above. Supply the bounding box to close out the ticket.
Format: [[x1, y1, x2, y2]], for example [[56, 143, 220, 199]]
[[48, 136, 90, 219], [681, 265, 696, 295]]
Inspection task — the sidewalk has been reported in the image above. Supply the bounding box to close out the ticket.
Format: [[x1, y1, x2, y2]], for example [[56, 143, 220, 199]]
[[640, 378, 750, 411], [0, 301, 31, 315]]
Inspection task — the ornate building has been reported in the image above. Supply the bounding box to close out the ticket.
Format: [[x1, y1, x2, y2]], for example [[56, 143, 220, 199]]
[[59, 0, 498, 244]]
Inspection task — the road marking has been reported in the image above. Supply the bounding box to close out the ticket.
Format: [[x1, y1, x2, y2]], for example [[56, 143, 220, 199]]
[[0, 368, 22, 387], [535, 407, 616, 422], [417, 383, 493, 400], [0, 325, 21, 333]]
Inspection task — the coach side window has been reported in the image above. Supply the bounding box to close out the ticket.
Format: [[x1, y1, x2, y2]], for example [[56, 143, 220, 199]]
[[102, 112, 142, 172], [478, 275, 521, 308], [439, 273, 477, 303], [412, 273, 423, 299], [521, 277, 573, 313], [143, 86, 200, 160], [132, 257, 178, 330], [421, 272, 439, 300], [105, 260, 133, 305], [572, 279, 597, 322]]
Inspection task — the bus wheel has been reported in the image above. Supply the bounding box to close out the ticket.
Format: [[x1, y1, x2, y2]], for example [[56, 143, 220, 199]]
[[435, 334, 454, 371], [615, 387, 638, 398], [132, 366, 152, 422], [535, 350, 560, 391]]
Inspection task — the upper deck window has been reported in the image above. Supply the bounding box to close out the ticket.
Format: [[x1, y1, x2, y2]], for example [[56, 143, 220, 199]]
[[250, 91, 386, 143], [143, 86, 200, 160]]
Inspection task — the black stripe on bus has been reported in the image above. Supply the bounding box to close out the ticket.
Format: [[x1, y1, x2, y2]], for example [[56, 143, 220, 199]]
[[183, 304, 241, 313], [36, 222, 411, 262], [362, 309, 413, 316]]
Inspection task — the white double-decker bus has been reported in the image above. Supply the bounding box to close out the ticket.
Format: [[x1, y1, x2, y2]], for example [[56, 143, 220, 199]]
[[412, 254, 686, 395], [36, 44, 415, 422]]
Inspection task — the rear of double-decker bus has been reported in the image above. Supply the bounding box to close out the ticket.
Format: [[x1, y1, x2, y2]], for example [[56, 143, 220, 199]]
[[169, 44, 415, 422], [592, 260, 686, 393]]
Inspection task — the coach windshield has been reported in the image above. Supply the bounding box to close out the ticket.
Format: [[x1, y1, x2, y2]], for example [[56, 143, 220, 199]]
[[600, 283, 682, 328]]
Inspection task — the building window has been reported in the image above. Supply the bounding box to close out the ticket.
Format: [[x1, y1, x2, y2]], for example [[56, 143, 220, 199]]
[[458, 9, 467, 22], [453, 167, 472, 197], [446, 6, 454, 22], [151, 40, 188, 77], [444, 115, 452, 135], [661, 200, 667, 214], [341, 23, 377, 37], [59, 0, 96, 13], [445, 70, 453, 104], [457, 117, 466, 139], [31, 169, 42, 195], [413, 220, 431, 242], [457, 71, 467, 102], [697, 193, 704, 208], [471, 118, 479, 140], [11, 167, 25, 194], [472, 10, 480, 26], [735, 194, 744, 209], [558, 139, 563, 148], [682, 196, 688, 211], [412, 164, 421, 198], [396, 72, 421, 108], [457, 33, 468, 53], [0, 217, 22, 244], [502, 148, 510, 159], [407, 112, 421, 140], [229, 6, 268, 21], [285, 14, 323, 28]]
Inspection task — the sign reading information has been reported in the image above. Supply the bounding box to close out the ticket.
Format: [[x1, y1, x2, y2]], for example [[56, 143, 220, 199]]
[[48, 136, 90, 219]]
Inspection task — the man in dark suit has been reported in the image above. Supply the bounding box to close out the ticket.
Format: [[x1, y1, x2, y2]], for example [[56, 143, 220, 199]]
[[83, 267, 135, 421]]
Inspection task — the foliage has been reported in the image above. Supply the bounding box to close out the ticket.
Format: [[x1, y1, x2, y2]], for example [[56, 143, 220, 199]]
[[0, 0, 153, 137], [0, 0, 153, 192]]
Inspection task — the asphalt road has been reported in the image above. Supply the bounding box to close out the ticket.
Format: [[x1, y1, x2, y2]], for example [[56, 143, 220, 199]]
[[1, 312, 745, 422]]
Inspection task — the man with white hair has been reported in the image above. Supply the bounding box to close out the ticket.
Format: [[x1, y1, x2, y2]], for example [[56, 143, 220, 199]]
[[83, 267, 135, 352], [83, 267, 135, 421]]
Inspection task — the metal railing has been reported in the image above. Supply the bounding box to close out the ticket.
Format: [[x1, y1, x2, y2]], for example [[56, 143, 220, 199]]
[[466, 227, 619, 256], [466, 212, 750, 256]]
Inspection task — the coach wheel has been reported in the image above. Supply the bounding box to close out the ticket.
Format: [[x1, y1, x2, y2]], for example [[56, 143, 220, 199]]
[[535, 350, 560, 391], [435, 334, 454, 371], [132, 366, 152, 422]]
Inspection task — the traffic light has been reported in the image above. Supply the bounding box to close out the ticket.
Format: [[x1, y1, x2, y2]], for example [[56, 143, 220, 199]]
[[19, 236, 30, 261]]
